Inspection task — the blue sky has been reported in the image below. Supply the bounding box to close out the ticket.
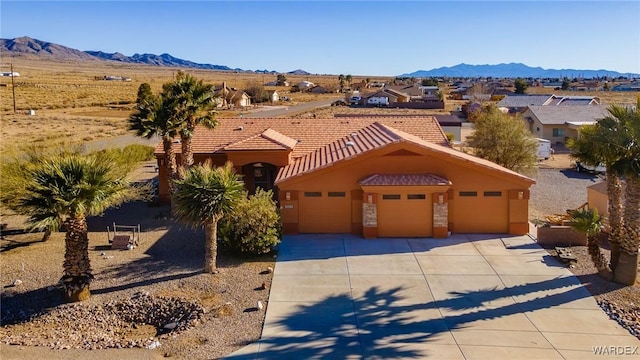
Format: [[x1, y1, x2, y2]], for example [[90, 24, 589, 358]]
[[2, 1, 639, 76]]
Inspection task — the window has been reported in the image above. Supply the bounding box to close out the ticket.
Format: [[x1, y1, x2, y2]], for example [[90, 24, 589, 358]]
[[459, 191, 478, 197], [382, 194, 401, 200], [407, 194, 426, 200], [484, 191, 502, 197], [552, 128, 565, 137], [304, 192, 322, 197], [328, 192, 346, 197]]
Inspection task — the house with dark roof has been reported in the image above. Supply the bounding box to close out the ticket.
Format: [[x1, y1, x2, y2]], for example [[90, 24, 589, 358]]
[[213, 82, 251, 108], [521, 105, 610, 146], [154, 117, 534, 238]]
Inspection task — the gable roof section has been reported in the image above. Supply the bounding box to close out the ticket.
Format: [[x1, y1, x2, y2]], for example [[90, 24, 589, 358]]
[[360, 174, 451, 186], [497, 94, 554, 107], [527, 105, 610, 125], [155, 117, 449, 156], [275, 122, 535, 186], [224, 128, 298, 151]]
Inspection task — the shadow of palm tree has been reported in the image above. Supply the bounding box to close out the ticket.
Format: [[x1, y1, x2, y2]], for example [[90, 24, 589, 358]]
[[225, 268, 616, 358]]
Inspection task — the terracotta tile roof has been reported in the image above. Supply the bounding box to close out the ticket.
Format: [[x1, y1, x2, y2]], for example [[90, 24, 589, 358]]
[[359, 174, 451, 186], [275, 122, 535, 186], [154, 117, 448, 157], [224, 128, 298, 151]]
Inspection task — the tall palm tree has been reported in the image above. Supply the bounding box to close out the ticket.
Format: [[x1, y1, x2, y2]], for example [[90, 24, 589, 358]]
[[611, 102, 640, 285], [161, 72, 217, 173], [569, 208, 612, 280], [568, 120, 625, 270], [18, 154, 133, 302], [129, 94, 180, 182], [172, 161, 244, 273]]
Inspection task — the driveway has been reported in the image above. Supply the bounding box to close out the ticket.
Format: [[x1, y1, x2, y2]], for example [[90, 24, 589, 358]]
[[225, 233, 640, 359]]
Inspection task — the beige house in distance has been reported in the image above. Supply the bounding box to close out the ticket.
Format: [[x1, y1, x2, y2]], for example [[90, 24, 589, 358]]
[[521, 105, 610, 146]]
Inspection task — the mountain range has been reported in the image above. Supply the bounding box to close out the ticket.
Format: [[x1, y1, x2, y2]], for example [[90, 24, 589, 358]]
[[1, 36, 635, 78], [401, 63, 638, 79]]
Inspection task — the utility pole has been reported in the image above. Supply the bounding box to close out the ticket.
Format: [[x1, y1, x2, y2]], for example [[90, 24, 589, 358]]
[[11, 63, 16, 113]]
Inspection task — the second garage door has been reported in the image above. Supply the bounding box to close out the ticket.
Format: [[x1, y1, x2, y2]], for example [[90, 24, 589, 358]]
[[377, 192, 432, 237], [298, 191, 351, 233]]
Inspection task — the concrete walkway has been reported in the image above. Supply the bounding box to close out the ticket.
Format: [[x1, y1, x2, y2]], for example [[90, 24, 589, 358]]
[[225, 234, 640, 359]]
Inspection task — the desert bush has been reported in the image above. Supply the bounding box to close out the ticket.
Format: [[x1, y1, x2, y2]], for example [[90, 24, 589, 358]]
[[219, 188, 281, 255]]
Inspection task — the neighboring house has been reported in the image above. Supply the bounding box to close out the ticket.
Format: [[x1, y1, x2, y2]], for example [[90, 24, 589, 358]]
[[351, 80, 368, 90], [296, 81, 315, 91], [154, 117, 534, 238], [497, 94, 600, 113], [213, 82, 252, 108], [434, 115, 463, 141], [309, 85, 331, 94], [612, 83, 640, 92], [265, 90, 279, 103], [521, 105, 610, 145], [365, 90, 398, 106]]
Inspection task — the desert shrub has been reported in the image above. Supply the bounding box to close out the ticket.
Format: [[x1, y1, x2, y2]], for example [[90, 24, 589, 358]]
[[219, 188, 281, 255]]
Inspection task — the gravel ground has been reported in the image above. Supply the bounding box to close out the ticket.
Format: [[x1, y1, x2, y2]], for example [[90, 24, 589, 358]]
[[1, 200, 275, 359], [529, 167, 604, 221]]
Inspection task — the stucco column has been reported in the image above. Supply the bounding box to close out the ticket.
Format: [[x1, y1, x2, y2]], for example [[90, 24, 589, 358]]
[[432, 192, 449, 238], [362, 192, 378, 238], [279, 190, 299, 234], [508, 189, 530, 235]]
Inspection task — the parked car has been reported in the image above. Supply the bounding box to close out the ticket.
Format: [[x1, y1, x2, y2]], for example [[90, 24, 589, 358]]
[[575, 161, 606, 173]]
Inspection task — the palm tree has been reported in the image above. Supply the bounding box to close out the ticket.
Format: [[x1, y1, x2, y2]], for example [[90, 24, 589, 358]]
[[611, 102, 640, 285], [161, 72, 217, 173], [172, 161, 244, 273], [338, 74, 345, 92], [569, 208, 612, 280], [18, 154, 133, 302], [568, 119, 625, 270], [129, 94, 180, 182], [345, 74, 352, 88]]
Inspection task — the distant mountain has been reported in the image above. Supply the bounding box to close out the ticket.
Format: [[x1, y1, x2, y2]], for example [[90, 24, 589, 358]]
[[401, 63, 639, 79], [0, 36, 97, 61], [1, 36, 281, 73], [288, 69, 310, 75]]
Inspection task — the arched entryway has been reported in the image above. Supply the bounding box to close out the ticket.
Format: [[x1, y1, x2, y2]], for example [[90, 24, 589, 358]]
[[241, 162, 278, 198]]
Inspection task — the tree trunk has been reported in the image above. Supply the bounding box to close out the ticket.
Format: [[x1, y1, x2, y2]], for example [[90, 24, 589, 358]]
[[40, 228, 52, 242], [163, 137, 178, 182], [587, 234, 612, 280], [606, 171, 624, 270], [614, 176, 639, 285], [62, 216, 92, 302], [613, 252, 638, 285], [204, 220, 218, 273], [180, 118, 196, 174]]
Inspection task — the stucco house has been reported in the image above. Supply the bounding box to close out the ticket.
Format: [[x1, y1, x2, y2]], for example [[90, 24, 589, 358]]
[[265, 90, 279, 103], [213, 83, 252, 108], [521, 105, 610, 146], [154, 117, 534, 238]]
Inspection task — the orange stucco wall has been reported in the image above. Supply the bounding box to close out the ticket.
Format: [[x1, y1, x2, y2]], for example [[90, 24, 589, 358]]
[[277, 142, 532, 236]]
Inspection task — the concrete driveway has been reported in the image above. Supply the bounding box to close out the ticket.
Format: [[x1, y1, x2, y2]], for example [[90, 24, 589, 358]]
[[225, 234, 640, 359]]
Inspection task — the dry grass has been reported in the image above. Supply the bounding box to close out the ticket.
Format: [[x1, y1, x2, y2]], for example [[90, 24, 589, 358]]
[[0, 57, 381, 112]]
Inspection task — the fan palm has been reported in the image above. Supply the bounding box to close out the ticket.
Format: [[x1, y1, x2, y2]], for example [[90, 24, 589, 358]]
[[18, 154, 133, 302], [128, 94, 180, 182], [610, 102, 640, 285], [568, 119, 625, 270], [161, 72, 217, 172], [172, 161, 244, 273], [569, 208, 612, 279]]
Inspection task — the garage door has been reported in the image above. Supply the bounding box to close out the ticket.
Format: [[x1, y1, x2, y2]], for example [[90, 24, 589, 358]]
[[378, 192, 432, 237], [298, 191, 351, 233], [452, 191, 508, 233]]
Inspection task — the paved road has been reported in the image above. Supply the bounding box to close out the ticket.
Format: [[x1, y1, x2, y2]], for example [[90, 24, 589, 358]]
[[225, 233, 640, 359], [243, 98, 340, 118]]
